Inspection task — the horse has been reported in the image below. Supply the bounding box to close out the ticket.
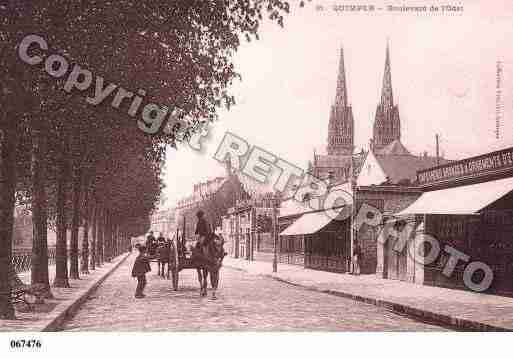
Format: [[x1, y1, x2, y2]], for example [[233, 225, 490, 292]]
[[192, 233, 226, 299], [157, 241, 171, 278]]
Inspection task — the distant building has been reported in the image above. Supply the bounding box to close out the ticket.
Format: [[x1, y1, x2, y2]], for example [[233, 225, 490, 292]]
[[174, 171, 244, 244], [150, 208, 176, 237]]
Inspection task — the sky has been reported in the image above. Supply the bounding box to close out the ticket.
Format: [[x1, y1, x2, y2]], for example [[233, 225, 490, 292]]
[[161, 0, 513, 209]]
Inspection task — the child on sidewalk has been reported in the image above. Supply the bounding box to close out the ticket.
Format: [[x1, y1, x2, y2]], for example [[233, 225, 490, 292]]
[[131, 245, 151, 298]]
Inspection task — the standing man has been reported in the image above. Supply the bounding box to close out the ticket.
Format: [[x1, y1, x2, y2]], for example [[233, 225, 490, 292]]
[[131, 245, 151, 298], [352, 242, 362, 275], [146, 231, 157, 257]]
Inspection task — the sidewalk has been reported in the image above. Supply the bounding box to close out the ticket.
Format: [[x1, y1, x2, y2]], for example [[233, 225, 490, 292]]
[[224, 257, 513, 331], [1, 253, 130, 332]]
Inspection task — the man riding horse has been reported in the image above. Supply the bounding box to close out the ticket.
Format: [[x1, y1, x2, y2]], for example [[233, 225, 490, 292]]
[[192, 210, 225, 298]]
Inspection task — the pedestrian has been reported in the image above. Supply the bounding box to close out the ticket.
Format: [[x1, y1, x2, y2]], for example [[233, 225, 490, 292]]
[[131, 245, 151, 298], [146, 231, 157, 257], [352, 243, 362, 275]]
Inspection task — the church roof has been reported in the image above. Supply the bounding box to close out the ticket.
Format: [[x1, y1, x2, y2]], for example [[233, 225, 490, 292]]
[[315, 154, 352, 168], [375, 139, 411, 156], [374, 154, 451, 185], [314, 152, 366, 171]]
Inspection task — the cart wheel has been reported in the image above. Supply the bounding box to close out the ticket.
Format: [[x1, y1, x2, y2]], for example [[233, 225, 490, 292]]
[[172, 270, 179, 291]]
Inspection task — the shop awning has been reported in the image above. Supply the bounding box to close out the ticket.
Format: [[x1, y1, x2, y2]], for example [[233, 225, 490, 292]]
[[397, 177, 513, 215], [280, 207, 350, 236]]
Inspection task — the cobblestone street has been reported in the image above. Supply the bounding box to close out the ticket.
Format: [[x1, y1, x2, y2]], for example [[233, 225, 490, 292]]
[[62, 255, 450, 331]]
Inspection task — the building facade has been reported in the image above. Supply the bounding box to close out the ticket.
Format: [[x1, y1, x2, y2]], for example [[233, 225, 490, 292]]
[[150, 208, 176, 237], [222, 195, 275, 262], [382, 146, 513, 295]]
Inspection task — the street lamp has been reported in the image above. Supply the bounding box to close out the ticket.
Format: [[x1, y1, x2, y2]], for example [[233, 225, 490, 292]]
[[272, 193, 279, 273]]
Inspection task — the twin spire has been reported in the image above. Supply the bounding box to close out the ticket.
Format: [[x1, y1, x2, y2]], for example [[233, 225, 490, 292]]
[[329, 42, 400, 154], [334, 43, 394, 110]]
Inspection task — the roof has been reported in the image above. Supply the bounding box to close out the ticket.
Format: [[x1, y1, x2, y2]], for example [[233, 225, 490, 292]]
[[280, 211, 335, 235], [375, 154, 451, 185], [397, 176, 513, 215], [375, 139, 411, 156], [315, 154, 352, 168], [314, 152, 366, 172], [280, 204, 352, 236]]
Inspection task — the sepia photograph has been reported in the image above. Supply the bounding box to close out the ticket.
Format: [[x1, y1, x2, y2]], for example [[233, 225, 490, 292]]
[[1, 0, 513, 357]]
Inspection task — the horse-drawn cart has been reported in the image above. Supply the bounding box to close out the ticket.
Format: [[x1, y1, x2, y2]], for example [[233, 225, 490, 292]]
[[166, 229, 226, 298]]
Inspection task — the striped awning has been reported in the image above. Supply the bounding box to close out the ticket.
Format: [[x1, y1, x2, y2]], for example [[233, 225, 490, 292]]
[[397, 177, 513, 215], [280, 206, 351, 236]]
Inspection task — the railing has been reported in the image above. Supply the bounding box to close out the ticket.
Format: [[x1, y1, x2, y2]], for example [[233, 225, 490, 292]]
[[12, 247, 77, 274], [278, 252, 304, 266]]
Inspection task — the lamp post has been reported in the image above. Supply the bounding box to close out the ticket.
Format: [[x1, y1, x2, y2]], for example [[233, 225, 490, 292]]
[[272, 193, 279, 273]]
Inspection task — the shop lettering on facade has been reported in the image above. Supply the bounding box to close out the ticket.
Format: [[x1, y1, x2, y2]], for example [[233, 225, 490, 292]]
[[417, 147, 513, 185]]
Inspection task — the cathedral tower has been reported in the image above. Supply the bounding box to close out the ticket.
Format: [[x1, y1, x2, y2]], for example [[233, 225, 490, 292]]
[[372, 43, 401, 152], [326, 47, 354, 156]]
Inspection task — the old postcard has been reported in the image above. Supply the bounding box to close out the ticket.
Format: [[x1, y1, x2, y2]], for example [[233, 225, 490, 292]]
[[1, 0, 512, 357]]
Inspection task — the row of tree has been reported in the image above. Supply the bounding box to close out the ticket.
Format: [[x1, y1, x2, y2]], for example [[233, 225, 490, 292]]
[[0, 0, 308, 319]]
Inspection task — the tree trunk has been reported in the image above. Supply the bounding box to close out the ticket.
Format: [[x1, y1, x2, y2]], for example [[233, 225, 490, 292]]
[[96, 207, 103, 266], [113, 222, 118, 257], [0, 127, 17, 319], [104, 211, 111, 262], [80, 189, 90, 274], [53, 156, 70, 288], [90, 204, 96, 271], [69, 165, 81, 280], [30, 130, 53, 299]]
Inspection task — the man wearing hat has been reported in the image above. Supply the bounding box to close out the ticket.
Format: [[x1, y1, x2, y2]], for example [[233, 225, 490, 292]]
[[192, 210, 217, 267], [131, 245, 151, 298], [195, 210, 210, 245]]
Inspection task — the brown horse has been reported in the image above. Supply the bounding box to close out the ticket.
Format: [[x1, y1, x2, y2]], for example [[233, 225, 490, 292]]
[[157, 241, 171, 278], [193, 233, 226, 299]]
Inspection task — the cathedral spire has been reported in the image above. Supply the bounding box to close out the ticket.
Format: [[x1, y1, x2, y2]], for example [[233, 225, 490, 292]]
[[380, 42, 394, 108], [335, 47, 348, 107], [326, 46, 354, 156], [372, 41, 401, 152]]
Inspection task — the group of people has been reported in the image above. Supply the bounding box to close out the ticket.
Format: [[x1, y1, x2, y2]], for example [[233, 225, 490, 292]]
[[131, 210, 218, 299]]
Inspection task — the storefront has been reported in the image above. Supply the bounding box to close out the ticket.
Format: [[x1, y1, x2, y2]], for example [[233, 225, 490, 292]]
[[278, 184, 353, 272], [281, 209, 351, 272], [383, 146, 513, 294]]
